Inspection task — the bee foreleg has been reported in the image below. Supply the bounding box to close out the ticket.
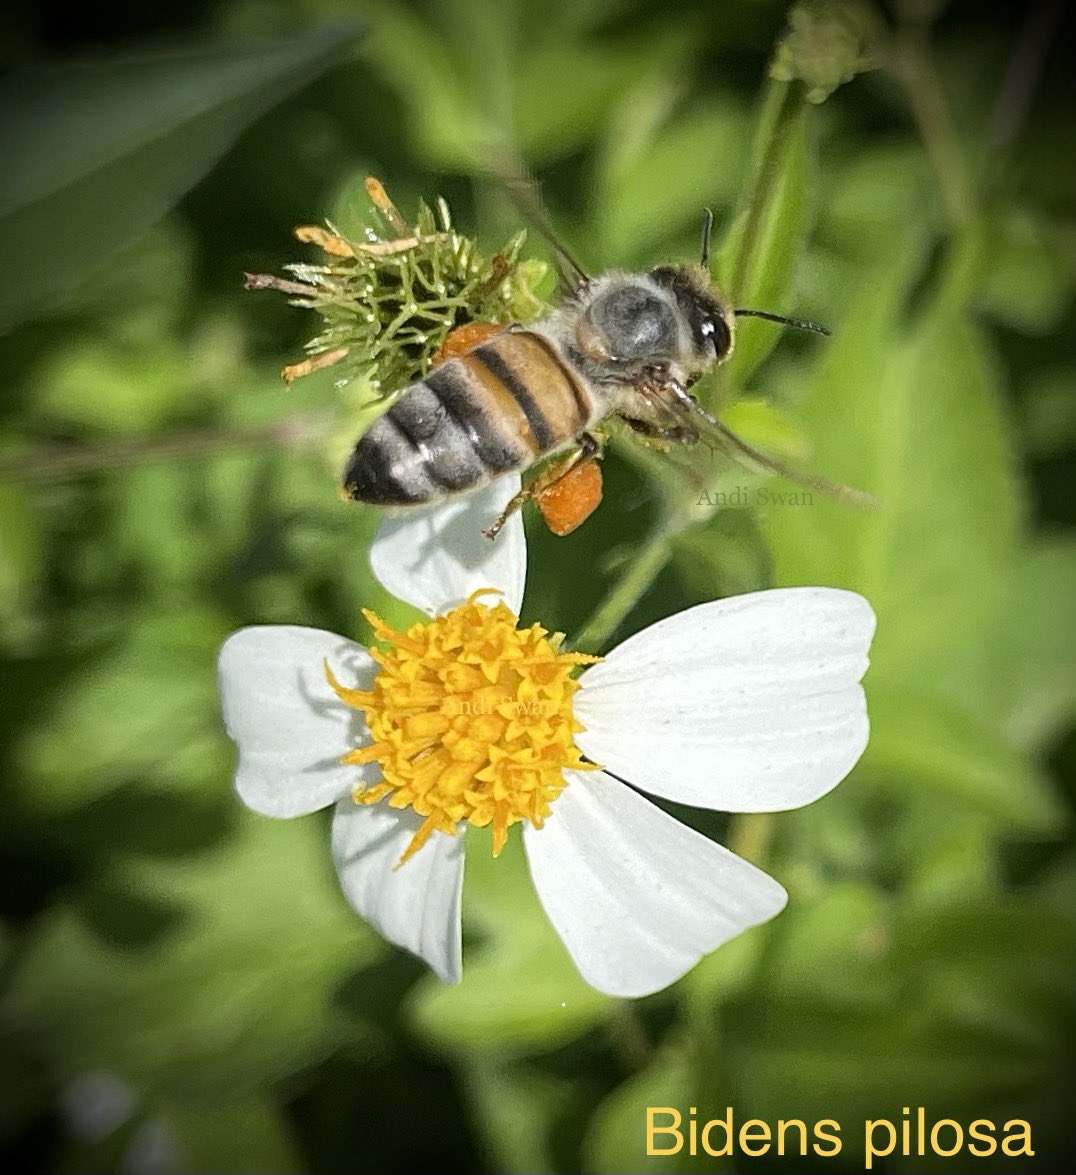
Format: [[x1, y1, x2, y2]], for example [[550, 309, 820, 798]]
[[622, 417, 699, 449], [484, 434, 601, 541], [620, 415, 710, 493]]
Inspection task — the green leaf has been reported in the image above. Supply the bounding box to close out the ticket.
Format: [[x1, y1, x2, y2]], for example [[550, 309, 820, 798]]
[[162, 1095, 303, 1173], [824, 143, 938, 246], [0, 25, 360, 331], [112, 465, 217, 585], [592, 95, 750, 266], [762, 882, 892, 1007], [583, 1050, 717, 1175], [761, 240, 1024, 684], [714, 84, 813, 388], [463, 1059, 571, 1175], [725, 891, 1074, 1144], [677, 927, 771, 1029], [862, 788, 1005, 904], [719, 396, 811, 460], [903, 896, 1076, 1033], [27, 225, 249, 433], [17, 608, 231, 810], [974, 210, 1076, 335], [46, 219, 194, 348], [859, 684, 1065, 834], [728, 999, 1045, 1147], [672, 509, 771, 604], [988, 540, 1076, 749], [34, 339, 194, 433], [2, 814, 378, 1096], [512, 41, 669, 165], [0, 482, 43, 649], [356, 2, 492, 168], [938, 538, 1076, 752], [361, 0, 676, 172]]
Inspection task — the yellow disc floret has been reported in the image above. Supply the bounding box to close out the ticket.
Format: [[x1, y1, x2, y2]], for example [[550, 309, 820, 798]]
[[325, 590, 601, 865]]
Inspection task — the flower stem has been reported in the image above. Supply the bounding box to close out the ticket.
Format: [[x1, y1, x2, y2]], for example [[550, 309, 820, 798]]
[[728, 811, 777, 867], [570, 527, 676, 651], [885, 18, 976, 230], [0, 414, 326, 484], [607, 1004, 652, 1070], [986, 0, 1063, 157]]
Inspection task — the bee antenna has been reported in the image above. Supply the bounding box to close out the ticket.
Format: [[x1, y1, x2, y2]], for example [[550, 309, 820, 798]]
[[699, 208, 714, 269], [733, 308, 830, 336]]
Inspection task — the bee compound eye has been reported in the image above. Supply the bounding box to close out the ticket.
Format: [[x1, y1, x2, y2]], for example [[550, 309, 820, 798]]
[[701, 317, 730, 357]]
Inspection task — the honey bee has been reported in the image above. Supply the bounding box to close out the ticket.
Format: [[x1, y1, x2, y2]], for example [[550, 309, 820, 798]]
[[344, 192, 868, 538]]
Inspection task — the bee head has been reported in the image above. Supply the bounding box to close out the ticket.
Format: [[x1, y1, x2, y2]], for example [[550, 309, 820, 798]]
[[649, 211, 831, 370], [648, 264, 733, 367]]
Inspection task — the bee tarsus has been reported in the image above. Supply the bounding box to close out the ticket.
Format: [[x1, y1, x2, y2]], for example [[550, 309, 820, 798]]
[[484, 432, 602, 542]]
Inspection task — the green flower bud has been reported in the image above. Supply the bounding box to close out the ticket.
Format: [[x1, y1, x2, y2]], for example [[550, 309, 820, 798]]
[[770, 0, 880, 104], [246, 178, 551, 404]]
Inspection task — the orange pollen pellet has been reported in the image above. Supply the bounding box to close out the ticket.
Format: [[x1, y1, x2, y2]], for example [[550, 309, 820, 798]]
[[432, 321, 505, 365], [537, 459, 604, 536]]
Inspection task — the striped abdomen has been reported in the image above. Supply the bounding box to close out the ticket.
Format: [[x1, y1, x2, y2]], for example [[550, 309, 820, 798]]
[[343, 328, 594, 506]]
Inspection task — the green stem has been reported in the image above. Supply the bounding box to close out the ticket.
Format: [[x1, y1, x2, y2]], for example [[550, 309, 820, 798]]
[[0, 414, 326, 485], [933, 223, 987, 315], [986, 0, 1063, 158], [886, 22, 976, 230], [570, 528, 677, 651], [607, 1004, 653, 1071], [728, 812, 777, 867]]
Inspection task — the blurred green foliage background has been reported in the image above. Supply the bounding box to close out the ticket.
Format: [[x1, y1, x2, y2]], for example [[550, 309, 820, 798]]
[[1, 1, 1073, 1171]]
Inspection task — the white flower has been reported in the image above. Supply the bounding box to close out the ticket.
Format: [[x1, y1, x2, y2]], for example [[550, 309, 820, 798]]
[[218, 479, 875, 998]]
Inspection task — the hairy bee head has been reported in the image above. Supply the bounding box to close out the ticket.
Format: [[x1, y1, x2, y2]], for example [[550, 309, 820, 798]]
[[649, 264, 733, 368], [572, 265, 732, 380]]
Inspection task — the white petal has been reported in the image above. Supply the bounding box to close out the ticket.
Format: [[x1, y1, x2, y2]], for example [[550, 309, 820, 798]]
[[218, 626, 376, 818], [575, 587, 875, 812], [369, 476, 526, 616], [331, 800, 464, 983], [524, 771, 786, 998]]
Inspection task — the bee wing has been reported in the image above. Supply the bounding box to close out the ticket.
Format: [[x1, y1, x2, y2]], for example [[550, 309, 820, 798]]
[[666, 388, 880, 508], [482, 148, 590, 295]]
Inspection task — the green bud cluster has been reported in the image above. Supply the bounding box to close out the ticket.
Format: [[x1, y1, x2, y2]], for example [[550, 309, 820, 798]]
[[770, 0, 880, 104], [256, 180, 550, 402]]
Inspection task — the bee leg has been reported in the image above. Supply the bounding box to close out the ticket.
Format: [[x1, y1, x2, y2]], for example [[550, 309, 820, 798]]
[[622, 417, 698, 449], [622, 416, 710, 493], [484, 434, 602, 541]]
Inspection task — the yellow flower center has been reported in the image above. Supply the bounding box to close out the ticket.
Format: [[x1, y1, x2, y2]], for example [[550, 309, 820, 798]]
[[325, 590, 601, 865]]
